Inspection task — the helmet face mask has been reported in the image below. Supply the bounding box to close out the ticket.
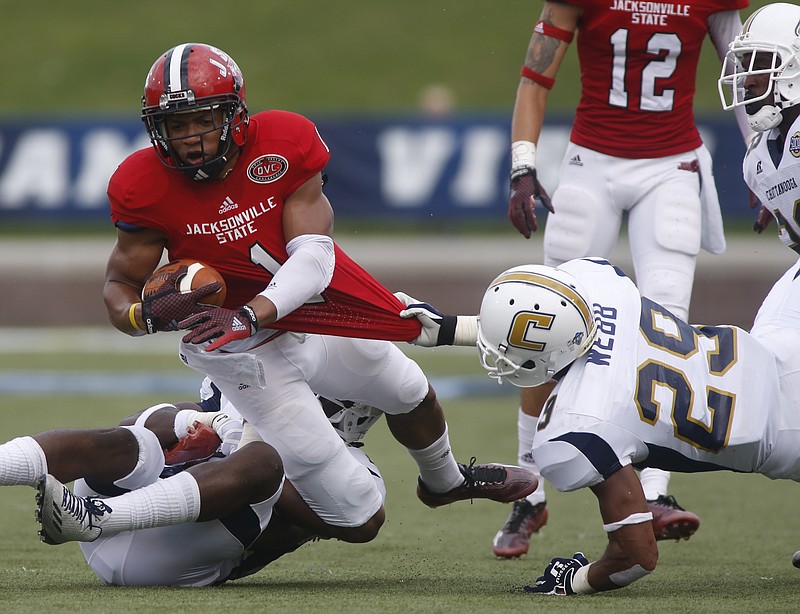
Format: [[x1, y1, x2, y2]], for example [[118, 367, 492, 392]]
[[477, 265, 598, 388], [718, 3, 800, 132], [142, 43, 249, 180]]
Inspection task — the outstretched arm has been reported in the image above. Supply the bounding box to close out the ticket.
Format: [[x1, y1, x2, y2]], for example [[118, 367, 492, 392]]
[[527, 465, 658, 595]]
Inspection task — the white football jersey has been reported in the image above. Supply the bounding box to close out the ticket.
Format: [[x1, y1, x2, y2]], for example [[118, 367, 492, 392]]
[[533, 258, 792, 493], [743, 114, 800, 254]]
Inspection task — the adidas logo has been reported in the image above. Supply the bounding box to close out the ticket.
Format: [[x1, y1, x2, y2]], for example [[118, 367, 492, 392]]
[[569, 154, 583, 166], [219, 196, 238, 215], [231, 316, 247, 332]]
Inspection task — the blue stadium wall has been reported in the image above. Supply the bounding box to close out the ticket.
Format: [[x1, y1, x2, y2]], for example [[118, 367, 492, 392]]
[[0, 115, 752, 223]]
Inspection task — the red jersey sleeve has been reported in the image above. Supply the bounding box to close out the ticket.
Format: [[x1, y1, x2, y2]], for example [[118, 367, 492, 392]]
[[268, 246, 423, 342]]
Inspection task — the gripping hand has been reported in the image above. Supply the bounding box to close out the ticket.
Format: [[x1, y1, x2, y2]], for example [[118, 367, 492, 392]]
[[524, 552, 590, 595], [180, 305, 259, 352], [395, 291, 457, 347], [141, 264, 222, 333], [508, 168, 554, 239]]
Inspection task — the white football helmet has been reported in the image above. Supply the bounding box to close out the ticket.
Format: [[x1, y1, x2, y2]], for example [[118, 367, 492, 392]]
[[718, 3, 800, 131], [477, 265, 597, 388]]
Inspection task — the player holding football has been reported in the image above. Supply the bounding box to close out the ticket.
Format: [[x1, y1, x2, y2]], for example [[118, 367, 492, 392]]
[[102, 43, 536, 546], [495, 0, 753, 558], [399, 254, 800, 593]]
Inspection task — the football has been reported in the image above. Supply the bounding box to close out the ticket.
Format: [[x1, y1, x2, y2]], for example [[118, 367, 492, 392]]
[[142, 259, 227, 307]]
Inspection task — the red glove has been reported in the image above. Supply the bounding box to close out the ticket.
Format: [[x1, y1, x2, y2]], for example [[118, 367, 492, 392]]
[[141, 264, 222, 334], [180, 305, 259, 351], [507, 168, 554, 239]]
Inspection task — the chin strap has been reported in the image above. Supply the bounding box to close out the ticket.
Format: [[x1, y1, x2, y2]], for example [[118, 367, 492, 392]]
[[748, 104, 783, 132]]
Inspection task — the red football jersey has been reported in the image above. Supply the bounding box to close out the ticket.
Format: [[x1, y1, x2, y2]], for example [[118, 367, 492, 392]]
[[108, 110, 421, 342], [567, 0, 748, 158]]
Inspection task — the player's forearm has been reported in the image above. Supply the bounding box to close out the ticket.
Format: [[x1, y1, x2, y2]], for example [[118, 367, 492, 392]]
[[252, 233, 334, 326], [103, 281, 146, 336]]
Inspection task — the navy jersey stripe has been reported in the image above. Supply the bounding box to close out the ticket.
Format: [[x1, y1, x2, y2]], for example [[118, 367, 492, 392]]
[[219, 504, 262, 549], [553, 432, 624, 479]]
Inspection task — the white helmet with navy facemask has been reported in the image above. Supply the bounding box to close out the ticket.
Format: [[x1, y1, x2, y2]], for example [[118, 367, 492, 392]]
[[477, 265, 598, 388], [718, 3, 800, 132]]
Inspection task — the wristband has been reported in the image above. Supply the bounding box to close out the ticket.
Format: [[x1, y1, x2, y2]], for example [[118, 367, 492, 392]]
[[571, 563, 597, 595], [511, 140, 537, 170], [240, 305, 260, 332], [129, 303, 144, 332], [453, 315, 479, 346]]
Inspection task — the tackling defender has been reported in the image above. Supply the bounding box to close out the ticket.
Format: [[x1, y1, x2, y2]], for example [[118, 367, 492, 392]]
[[496, 0, 753, 558], [3, 398, 385, 586], [400, 253, 800, 593]]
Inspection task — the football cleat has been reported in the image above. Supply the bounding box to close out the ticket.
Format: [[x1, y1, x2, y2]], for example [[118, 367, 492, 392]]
[[417, 457, 538, 508], [36, 474, 111, 544], [648, 495, 700, 541], [492, 499, 549, 558]]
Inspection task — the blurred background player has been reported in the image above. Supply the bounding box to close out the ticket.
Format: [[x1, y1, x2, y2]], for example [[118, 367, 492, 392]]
[[496, 0, 753, 558], [718, 1, 800, 430], [102, 42, 537, 547]]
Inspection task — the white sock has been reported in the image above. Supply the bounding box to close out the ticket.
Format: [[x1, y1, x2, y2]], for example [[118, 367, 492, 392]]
[[0, 437, 47, 487], [517, 408, 546, 506], [640, 468, 670, 501], [407, 424, 464, 493], [98, 471, 201, 535]]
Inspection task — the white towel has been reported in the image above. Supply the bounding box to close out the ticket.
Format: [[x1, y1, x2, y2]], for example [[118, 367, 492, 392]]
[[696, 144, 727, 255], [179, 341, 267, 389]]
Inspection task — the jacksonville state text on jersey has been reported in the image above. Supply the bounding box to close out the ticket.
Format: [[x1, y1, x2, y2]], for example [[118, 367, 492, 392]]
[[567, 0, 748, 158], [108, 110, 421, 342], [531, 258, 788, 493], [743, 114, 800, 255]]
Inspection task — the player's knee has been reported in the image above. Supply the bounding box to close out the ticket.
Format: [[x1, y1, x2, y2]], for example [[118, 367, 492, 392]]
[[337, 507, 385, 543], [234, 441, 284, 499]]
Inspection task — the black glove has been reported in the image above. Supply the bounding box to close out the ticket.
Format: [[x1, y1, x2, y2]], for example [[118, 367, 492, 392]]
[[508, 168, 554, 239], [180, 305, 259, 351], [524, 552, 590, 595], [141, 264, 222, 334]]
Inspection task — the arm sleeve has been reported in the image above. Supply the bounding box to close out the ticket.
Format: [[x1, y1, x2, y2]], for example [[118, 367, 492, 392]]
[[258, 234, 335, 320], [709, 10, 752, 143]]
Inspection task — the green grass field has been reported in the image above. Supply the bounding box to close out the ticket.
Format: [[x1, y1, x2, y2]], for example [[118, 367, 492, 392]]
[[1, 0, 776, 117], [0, 340, 798, 613]]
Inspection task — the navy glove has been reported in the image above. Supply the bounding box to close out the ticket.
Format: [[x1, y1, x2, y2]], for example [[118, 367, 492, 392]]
[[508, 168, 554, 239], [141, 264, 222, 333], [524, 552, 590, 595], [394, 291, 457, 346], [180, 305, 259, 351]]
